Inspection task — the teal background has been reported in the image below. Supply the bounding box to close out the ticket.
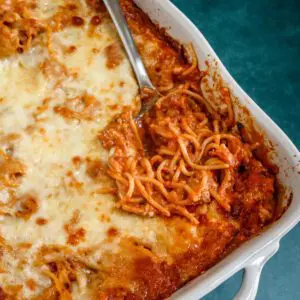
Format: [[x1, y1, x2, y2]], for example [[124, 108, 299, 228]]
[[171, 0, 300, 299]]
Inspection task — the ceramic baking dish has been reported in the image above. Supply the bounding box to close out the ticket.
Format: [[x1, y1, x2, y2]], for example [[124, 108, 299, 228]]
[[133, 0, 300, 299]]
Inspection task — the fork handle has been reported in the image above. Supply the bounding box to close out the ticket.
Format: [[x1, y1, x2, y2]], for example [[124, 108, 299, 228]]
[[103, 0, 155, 90]]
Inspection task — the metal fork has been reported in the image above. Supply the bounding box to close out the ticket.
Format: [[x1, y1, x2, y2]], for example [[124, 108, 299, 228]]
[[103, 0, 160, 117]]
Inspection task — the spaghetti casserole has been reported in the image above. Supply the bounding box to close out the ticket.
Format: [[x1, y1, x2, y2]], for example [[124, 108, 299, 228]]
[[0, 0, 278, 299]]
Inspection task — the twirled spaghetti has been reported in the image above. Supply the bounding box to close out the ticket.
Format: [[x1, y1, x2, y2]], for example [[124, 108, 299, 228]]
[[99, 59, 259, 224]]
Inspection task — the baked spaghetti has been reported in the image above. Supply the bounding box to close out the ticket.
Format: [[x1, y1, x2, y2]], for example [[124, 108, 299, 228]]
[[0, 0, 278, 299]]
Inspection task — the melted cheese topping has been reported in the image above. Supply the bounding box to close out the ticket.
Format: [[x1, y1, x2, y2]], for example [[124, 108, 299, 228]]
[[0, 2, 181, 298]]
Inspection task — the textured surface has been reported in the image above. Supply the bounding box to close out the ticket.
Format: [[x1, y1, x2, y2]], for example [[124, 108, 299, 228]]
[[171, 0, 300, 299]]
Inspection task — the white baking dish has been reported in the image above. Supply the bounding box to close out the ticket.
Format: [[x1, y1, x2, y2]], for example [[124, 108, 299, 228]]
[[133, 0, 300, 299]]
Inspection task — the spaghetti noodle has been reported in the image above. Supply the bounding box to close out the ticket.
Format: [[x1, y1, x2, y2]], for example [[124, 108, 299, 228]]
[[99, 60, 259, 224]]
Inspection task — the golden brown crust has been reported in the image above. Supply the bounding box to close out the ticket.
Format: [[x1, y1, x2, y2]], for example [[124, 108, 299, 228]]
[[64, 210, 86, 246], [104, 43, 124, 70], [15, 194, 38, 220], [54, 94, 102, 122], [0, 0, 92, 58], [0, 0, 45, 57], [36, 217, 48, 226]]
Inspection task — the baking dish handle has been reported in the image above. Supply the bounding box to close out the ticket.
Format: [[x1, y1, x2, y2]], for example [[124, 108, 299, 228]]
[[234, 241, 280, 300]]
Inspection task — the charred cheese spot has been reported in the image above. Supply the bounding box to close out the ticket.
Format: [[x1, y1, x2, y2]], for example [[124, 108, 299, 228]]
[[90, 15, 102, 26], [67, 227, 86, 246], [86, 158, 107, 181], [72, 156, 82, 169], [40, 59, 68, 80], [0, 0, 45, 58], [64, 210, 86, 246], [66, 45, 77, 54], [0, 152, 26, 187], [99, 214, 111, 223], [26, 279, 37, 291], [107, 227, 119, 238], [104, 43, 124, 70], [15, 195, 38, 220], [54, 94, 102, 122], [71, 16, 85, 27], [108, 104, 120, 111], [36, 217, 48, 226]]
